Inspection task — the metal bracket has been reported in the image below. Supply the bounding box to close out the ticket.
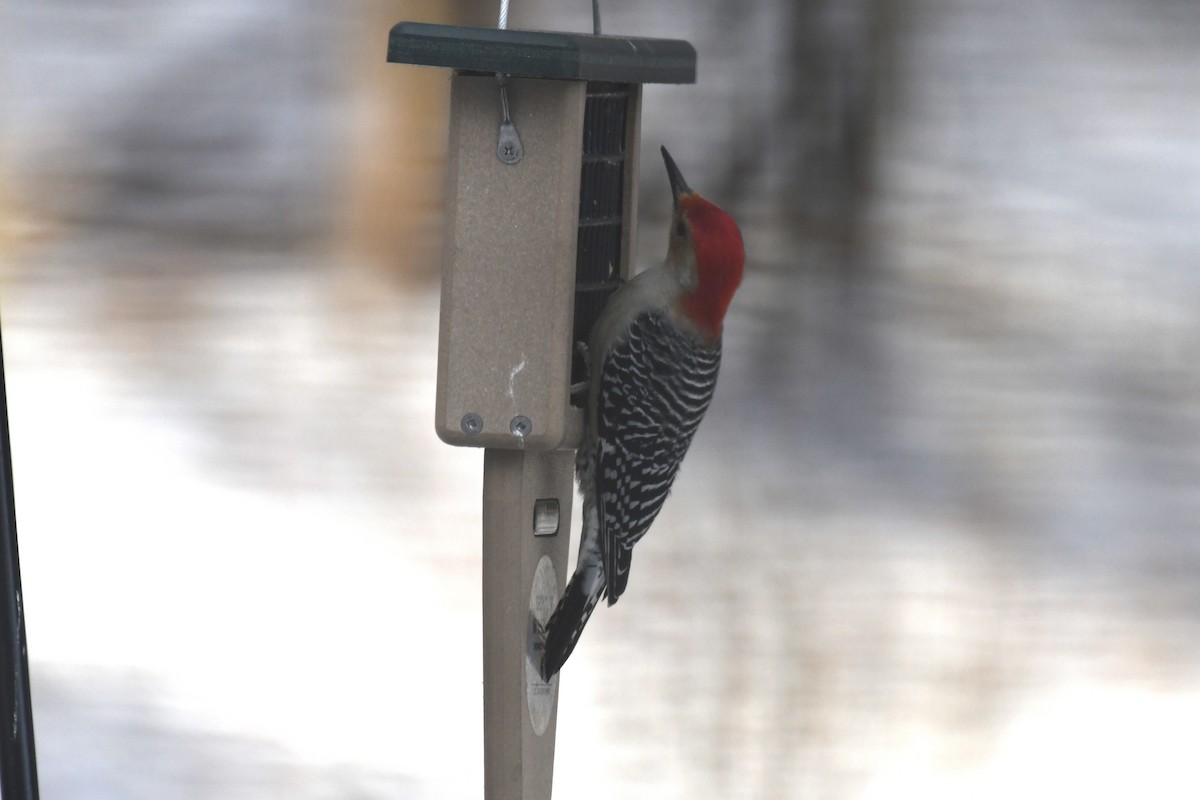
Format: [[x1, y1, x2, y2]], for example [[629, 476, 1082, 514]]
[[496, 74, 524, 165]]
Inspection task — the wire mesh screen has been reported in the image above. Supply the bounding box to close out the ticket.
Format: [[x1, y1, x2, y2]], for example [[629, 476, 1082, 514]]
[[571, 81, 631, 395]]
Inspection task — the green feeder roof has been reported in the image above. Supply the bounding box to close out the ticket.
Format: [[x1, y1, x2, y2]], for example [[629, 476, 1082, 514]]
[[388, 22, 696, 84]]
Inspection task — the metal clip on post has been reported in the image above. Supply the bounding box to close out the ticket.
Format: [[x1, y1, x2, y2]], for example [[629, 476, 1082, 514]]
[[496, 74, 524, 165], [495, 0, 523, 165]]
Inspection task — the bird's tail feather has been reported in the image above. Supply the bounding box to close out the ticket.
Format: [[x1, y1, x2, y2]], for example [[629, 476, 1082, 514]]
[[540, 566, 604, 682]]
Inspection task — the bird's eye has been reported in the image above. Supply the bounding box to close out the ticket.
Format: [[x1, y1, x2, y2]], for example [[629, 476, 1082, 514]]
[[675, 220, 687, 238]]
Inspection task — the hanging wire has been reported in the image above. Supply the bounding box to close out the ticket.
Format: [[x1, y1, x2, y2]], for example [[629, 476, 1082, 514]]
[[494, 0, 523, 163], [499, 0, 598, 35]]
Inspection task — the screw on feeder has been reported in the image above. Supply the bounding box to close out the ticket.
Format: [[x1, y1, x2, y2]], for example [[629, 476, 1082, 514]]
[[510, 415, 533, 438], [461, 412, 484, 436]]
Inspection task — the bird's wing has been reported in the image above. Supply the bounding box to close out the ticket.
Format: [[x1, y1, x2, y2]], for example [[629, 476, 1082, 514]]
[[594, 311, 721, 605]]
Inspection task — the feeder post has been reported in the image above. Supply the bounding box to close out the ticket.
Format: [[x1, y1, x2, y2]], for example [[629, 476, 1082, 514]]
[[481, 449, 573, 800], [441, 71, 585, 800]]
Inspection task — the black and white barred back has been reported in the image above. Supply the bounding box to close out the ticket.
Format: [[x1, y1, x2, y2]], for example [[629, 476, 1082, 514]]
[[540, 310, 722, 681], [591, 309, 722, 602]]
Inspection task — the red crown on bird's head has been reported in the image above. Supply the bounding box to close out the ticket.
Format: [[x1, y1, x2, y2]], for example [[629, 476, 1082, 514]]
[[679, 193, 744, 340]]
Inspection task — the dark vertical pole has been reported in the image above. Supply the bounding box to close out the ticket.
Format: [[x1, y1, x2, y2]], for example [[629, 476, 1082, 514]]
[[0, 322, 40, 800]]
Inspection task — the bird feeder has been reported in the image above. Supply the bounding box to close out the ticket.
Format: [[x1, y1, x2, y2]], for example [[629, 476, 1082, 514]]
[[387, 21, 695, 800]]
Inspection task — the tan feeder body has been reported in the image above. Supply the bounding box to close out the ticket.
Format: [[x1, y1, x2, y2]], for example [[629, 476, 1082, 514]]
[[387, 21, 695, 800]]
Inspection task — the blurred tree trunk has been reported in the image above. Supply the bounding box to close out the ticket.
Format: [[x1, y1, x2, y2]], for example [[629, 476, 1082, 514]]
[[708, 0, 899, 401], [786, 0, 884, 257], [335, 0, 495, 284], [720, 0, 892, 273]]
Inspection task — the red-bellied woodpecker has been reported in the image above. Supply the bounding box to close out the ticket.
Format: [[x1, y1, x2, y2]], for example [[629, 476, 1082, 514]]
[[540, 146, 745, 681]]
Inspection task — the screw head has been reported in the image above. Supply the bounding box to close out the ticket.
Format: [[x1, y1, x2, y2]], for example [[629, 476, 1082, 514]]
[[497, 122, 523, 165], [510, 416, 532, 438], [461, 413, 483, 437]]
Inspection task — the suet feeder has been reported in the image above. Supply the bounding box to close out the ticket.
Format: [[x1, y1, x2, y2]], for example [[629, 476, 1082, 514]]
[[388, 20, 696, 800]]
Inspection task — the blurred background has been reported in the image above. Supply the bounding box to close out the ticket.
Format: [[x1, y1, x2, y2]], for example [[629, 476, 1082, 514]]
[[2, 0, 1199, 797]]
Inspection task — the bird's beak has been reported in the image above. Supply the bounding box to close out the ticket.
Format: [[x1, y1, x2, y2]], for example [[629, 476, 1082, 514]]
[[661, 146, 691, 207]]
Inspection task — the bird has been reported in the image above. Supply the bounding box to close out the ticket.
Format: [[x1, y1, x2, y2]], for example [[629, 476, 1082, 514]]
[[540, 145, 745, 681]]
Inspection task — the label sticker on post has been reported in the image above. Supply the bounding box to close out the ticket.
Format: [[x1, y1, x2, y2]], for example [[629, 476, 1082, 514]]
[[526, 554, 559, 734]]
